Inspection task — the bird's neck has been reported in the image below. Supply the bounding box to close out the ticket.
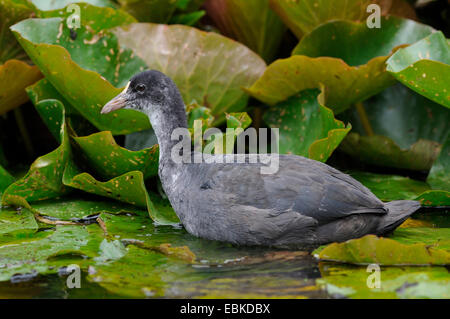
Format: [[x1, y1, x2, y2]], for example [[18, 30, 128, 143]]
[[145, 101, 189, 191]]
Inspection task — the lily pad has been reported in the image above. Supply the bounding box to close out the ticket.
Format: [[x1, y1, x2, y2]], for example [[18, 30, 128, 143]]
[[416, 190, 450, 207], [0, 59, 42, 115], [118, 0, 178, 23], [0, 0, 34, 63], [30, 0, 117, 11], [112, 23, 266, 120], [0, 224, 104, 282], [292, 17, 433, 65], [387, 31, 450, 108], [11, 17, 151, 135], [350, 171, 449, 207], [30, 196, 148, 221], [391, 228, 450, 249], [350, 172, 431, 202], [340, 83, 449, 171], [318, 263, 450, 299], [37, 2, 135, 33], [204, 0, 286, 62], [427, 137, 450, 191], [0, 0, 42, 113], [0, 165, 15, 194], [247, 18, 434, 114], [63, 162, 179, 225], [1, 99, 72, 205], [73, 131, 159, 180], [264, 89, 351, 161], [316, 233, 450, 266], [269, 0, 372, 38], [0, 207, 37, 237]]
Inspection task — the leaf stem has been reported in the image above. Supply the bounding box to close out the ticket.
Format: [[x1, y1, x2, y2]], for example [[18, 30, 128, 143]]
[[355, 102, 374, 136]]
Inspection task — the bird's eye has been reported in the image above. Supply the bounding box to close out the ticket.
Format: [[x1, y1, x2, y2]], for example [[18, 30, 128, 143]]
[[135, 83, 146, 93]]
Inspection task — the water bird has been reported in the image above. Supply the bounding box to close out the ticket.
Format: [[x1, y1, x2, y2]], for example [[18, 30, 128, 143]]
[[101, 70, 420, 249]]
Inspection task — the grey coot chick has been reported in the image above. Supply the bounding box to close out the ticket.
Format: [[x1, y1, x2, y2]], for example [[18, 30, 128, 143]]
[[101, 70, 421, 249]]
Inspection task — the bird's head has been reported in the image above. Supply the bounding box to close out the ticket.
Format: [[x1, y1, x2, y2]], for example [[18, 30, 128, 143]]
[[101, 70, 182, 118]]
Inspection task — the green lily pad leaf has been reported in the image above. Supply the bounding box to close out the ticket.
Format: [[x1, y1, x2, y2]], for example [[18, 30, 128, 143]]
[[0, 207, 37, 237], [350, 171, 449, 206], [11, 17, 151, 135], [63, 164, 179, 225], [341, 84, 449, 171], [0, 59, 43, 115], [0, 0, 42, 113], [246, 55, 393, 115], [292, 17, 434, 65], [0, 224, 103, 282], [118, 0, 178, 23], [317, 233, 450, 265], [416, 190, 450, 207], [269, 0, 372, 38], [2, 99, 72, 204], [204, 0, 286, 62], [30, 0, 117, 11], [37, 2, 135, 33], [350, 172, 431, 202], [30, 196, 148, 221], [318, 263, 450, 299], [26, 78, 99, 138], [427, 137, 449, 191], [0, 0, 35, 63], [264, 89, 351, 161], [341, 134, 442, 171], [390, 228, 450, 250], [112, 23, 266, 120], [387, 32, 450, 108], [73, 131, 159, 180], [0, 165, 15, 194], [247, 18, 434, 114]]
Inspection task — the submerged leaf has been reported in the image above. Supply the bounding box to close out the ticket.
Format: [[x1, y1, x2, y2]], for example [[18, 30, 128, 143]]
[[113, 23, 266, 120], [387, 32, 450, 108], [264, 89, 351, 161]]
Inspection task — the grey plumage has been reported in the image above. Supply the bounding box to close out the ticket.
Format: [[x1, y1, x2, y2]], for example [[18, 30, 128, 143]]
[[102, 70, 421, 249]]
